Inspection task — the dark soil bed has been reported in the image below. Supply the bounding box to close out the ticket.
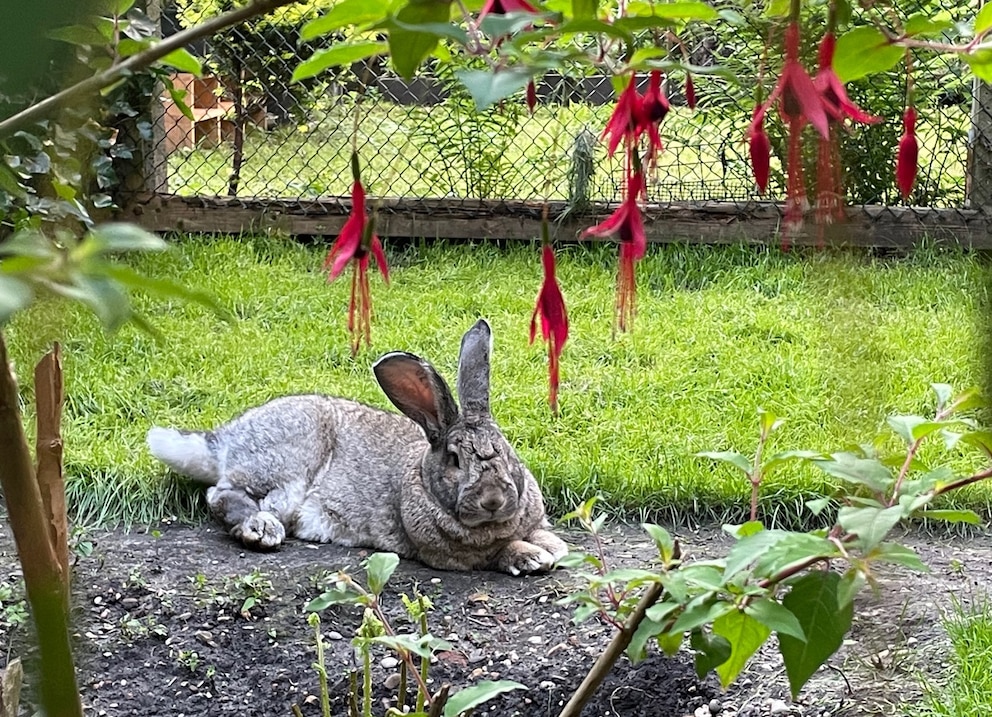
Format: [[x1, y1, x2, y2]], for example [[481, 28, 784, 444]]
[[1, 521, 989, 717]]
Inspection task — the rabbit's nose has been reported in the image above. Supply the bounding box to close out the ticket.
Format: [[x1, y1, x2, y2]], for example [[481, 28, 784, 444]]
[[479, 493, 505, 512]]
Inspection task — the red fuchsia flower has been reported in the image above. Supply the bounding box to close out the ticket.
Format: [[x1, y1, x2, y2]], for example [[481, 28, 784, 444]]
[[600, 72, 668, 166], [530, 243, 569, 414], [526, 79, 537, 114], [896, 107, 918, 201], [479, 0, 538, 19], [747, 106, 771, 195], [581, 170, 647, 332], [812, 32, 880, 229], [748, 22, 833, 240], [685, 73, 697, 110], [325, 178, 389, 355]]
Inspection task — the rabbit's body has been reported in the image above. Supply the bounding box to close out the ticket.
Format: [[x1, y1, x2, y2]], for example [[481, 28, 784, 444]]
[[148, 320, 568, 575]]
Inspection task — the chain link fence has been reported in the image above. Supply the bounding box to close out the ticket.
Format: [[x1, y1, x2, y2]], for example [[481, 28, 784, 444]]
[[142, 1, 988, 222]]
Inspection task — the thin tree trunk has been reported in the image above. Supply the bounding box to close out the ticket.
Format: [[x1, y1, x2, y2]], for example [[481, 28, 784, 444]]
[[34, 343, 69, 610], [0, 332, 81, 717]]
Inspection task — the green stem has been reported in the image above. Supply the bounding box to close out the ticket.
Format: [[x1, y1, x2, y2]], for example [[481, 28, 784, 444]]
[[362, 644, 372, 717]]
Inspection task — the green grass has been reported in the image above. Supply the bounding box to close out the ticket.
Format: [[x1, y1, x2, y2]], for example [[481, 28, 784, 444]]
[[5, 236, 991, 526], [908, 596, 992, 716]]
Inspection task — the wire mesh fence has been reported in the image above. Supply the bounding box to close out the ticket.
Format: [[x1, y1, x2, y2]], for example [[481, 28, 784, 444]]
[[144, 1, 986, 220]]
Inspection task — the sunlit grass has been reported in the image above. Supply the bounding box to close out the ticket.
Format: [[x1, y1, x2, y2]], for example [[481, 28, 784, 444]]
[[6, 236, 989, 526], [908, 596, 992, 717]]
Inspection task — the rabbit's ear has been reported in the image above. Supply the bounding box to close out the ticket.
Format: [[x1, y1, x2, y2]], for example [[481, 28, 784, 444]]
[[373, 351, 459, 445], [457, 319, 492, 418]]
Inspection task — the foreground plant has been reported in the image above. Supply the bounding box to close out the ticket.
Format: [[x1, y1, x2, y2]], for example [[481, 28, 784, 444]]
[[558, 384, 992, 716], [303, 553, 524, 717]]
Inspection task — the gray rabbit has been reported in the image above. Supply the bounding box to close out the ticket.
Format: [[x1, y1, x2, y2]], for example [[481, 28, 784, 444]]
[[147, 319, 568, 575]]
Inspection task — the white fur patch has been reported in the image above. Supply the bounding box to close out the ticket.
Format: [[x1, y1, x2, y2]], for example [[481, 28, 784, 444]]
[[146, 427, 218, 484]]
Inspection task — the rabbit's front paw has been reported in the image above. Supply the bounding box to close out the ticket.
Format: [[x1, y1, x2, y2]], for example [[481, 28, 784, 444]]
[[500, 541, 556, 576], [235, 511, 286, 550]]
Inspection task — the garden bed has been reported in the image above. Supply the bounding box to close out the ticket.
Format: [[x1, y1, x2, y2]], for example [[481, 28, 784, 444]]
[[1, 520, 986, 716]]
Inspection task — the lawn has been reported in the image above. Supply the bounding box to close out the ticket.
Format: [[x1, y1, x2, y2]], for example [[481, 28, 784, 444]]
[[5, 236, 990, 527]]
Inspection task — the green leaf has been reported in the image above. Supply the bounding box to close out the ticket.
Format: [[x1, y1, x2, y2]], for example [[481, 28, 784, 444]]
[[301, 0, 392, 40], [627, 617, 667, 663], [977, 3, 992, 34], [657, 629, 683, 656], [690, 629, 732, 679], [52, 274, 131, 333], [833, 27, 904, 83], [813, 453, 893, 494], [805, 497, 832, 516], [745, 598, 805, 642], [922, 509, 981, 525], [78, 224, 168, 257], [670, 599, 734, 634], [763, 450, 823, 474], [626, 0, 718, 20], [641, 523, 677, 563], [388, 0, 451, 80], [779, 572, 853, 699], [836, 568, 866, 610], [712, 609, 771, 687], [0, 275, 34, 324], [455, 69, 533, 110], [293, 42, 388, 82], [571, 0, 596, 20], [97, 264, 231, 321], [443, 680, 526, 717], [932, 383, 953, 411], [837, 505, 904, 551], [365, 552, 400, 595], [306, 588, 361, 611], [696, 450, 752, 475], [948, 386, 985, 414], [167, 85, 194, 121], [0, 231, 58, 260], [373, 633, 450, 658], [904, 13, 953, 37], [887, 415, 947, 444], [763, 0, 790, 16], [480, 12, 542, 38], [0, 161, 27, 199], [868, 542, 928, 572], [158, 48, 202, 76], [47, 24, 108, 46]]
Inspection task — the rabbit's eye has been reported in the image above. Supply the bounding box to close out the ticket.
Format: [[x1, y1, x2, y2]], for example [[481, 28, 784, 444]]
[[446, 451, 461, 470]]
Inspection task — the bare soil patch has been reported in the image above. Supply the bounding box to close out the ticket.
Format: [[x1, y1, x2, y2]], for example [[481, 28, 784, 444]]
[[1, 521, 989, 717]]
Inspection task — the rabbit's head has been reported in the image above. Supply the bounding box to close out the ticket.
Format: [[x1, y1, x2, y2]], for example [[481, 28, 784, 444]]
[[373, 319, 529, 527]]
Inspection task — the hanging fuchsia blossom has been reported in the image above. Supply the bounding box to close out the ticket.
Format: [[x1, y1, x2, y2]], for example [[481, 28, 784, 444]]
[[896, 106, 919, 201], [600, 71, 669, 165], [526, 80, 537, 114], [812, 31, 880, 228], [530, 242, 569, 413], [748, 21, 832, 239], [325, 161, 389, 355], [581, 170, 647, 332], [685, 73, 697, 110], [747, 107, 771, 195]]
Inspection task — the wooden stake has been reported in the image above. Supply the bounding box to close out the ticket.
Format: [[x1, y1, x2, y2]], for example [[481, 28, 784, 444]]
[[34, 343, 68, 609]]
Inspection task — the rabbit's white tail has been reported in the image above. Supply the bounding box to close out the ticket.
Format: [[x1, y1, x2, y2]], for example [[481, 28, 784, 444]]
[[147, 427, 219, 484]]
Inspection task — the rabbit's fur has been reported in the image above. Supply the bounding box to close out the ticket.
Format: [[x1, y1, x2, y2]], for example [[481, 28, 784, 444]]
[[147, 319, 567, 575]]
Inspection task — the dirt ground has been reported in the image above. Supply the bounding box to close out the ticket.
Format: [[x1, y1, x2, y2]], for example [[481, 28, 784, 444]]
[[1, 519, 989, 717]]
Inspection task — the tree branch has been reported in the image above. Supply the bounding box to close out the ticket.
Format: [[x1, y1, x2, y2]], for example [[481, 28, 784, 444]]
[[0, 0, 303, 139]]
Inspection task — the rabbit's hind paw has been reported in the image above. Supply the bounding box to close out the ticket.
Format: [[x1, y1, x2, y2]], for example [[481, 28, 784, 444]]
[[234, 511, 286, 550]]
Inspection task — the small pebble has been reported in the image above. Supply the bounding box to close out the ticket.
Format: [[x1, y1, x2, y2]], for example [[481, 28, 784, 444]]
[[380, 656, 399, 669], [709, 698, 722, 715], [693, 706, 711, 717], [768, 699, 790, 716], [384, 673, 402, 690], [326, 631, 343, 641], [526, 636, 543, 645]]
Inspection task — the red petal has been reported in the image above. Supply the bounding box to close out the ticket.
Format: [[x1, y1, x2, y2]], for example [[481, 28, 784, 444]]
[[369, 235, 390, 283], [685, 74, 696, 110], [747, 109, 771, 194]]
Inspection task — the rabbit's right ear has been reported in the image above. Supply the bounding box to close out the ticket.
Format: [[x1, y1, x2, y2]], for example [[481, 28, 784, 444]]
[[373, 352, 459, 445]]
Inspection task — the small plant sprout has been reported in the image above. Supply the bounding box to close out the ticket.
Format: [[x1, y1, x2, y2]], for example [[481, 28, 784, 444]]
[[558, 384, 992, 716], [301, 552, 524, 717]]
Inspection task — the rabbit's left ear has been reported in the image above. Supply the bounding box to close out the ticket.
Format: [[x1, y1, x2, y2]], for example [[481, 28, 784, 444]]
[[457, 319, 492, 418], [374, 351, 458, 446]]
